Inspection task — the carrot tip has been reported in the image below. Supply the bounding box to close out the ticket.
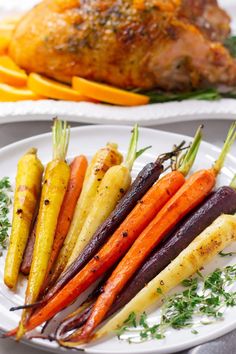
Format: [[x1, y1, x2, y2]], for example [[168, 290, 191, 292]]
[[10, 301, 42, 312], [58, 339, 85, 351]]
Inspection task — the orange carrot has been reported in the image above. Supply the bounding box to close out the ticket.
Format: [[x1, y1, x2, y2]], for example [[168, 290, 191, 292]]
[[75, 169, 216, 341], [42, 155, 88, 291], [14, 171, 186, 332], [62, 123, 236, 343]]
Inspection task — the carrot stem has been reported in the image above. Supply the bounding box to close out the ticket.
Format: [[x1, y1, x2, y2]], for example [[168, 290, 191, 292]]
[[52, 118, 70, 161], [230, 174, 236, 190], [213, 122, 236, 176], [124, 124, 151, 171], [178, 125, 203, 176]]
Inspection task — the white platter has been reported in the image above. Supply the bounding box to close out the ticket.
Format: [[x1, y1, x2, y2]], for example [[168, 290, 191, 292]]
[[0, 125, 236, 354], [0, 0, 236, 125]]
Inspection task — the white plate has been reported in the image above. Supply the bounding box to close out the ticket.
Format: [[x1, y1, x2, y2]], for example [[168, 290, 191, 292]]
[[0, 0, 236, 126], [0, 125, 236, 354]]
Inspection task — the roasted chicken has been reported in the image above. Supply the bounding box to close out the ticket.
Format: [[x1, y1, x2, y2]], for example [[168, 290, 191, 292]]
[[9, 0, 236, 91]]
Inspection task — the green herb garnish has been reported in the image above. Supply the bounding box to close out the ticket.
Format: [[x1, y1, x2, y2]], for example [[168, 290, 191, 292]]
[[0, 177, 12, 252], [219, 251, 236, 257], [117, 265, 236, 343], [141, 88, 236, 103]]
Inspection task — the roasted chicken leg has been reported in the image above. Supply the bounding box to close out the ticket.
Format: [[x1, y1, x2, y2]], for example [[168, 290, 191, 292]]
[[9, 0, 236, 91]]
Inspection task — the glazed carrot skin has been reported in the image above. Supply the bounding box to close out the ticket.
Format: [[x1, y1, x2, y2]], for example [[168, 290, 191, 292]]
[[43, 157, 165, 303], [41, 155, 88, 291], [21, 171, 185, 332], [76, 169, 216, 341], [20, 218, 37, 275], [48, 143, 122, 288], [4, 148, 43, 289]]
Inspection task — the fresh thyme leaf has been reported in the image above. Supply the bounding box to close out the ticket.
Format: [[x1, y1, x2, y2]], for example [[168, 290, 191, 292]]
[[219, 251, 236, 257], [139, 312, 148, 328], [0, 177, 12, 252], [118, 265, 236, 343], [224, 36, 236, 58], [124, 312, 137, 328]]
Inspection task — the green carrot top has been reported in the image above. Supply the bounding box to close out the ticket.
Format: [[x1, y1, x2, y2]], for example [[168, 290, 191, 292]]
[[52, 118, 70, 161], [177, 125, 203, 176], [213, 122, 236, 176], [124, 124, 151, 171], [230, 174, 236, 190]]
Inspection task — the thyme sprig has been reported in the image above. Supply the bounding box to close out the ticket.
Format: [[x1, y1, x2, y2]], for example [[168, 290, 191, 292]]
[[219, 251, 236, 257], [117, 265, 236, 343], [0, 177, 12, 252]]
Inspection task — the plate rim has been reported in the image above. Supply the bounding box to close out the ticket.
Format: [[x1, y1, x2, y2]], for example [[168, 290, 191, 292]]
[[0, 124, 236, 354], [1, 99, 236, 126]]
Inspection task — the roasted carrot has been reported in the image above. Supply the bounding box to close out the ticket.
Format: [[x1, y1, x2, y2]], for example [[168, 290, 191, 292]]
[[16, 119, 70, 339], [66, 125, 149, 268], [40, 155, 88, 292], [14, 170, 184, 333], [90, 214, 236, 343], [71, 123, 235, 342], [21, 215, 38, 276], [42, 149, 166, 303], [47, 143, 122, 288], [8, 127, 202, 335], [4, 149, 43, 289]]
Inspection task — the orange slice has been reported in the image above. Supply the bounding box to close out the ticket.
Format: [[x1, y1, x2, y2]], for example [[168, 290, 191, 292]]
[[28, 73, 94, 101], [0, 23, 15, 54], [0, 83, 42, 101], [0, 16, 21, 26], [0, 55, 25, 72], [0, 55, 28, 86], [72, 77, 149, 106]]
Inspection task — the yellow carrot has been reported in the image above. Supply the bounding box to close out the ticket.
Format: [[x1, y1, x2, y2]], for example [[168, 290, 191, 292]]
[[4, 148, 43, 289], [16, 119, 70, 339], [67, 125, 144, 267], [48, 143, 123, 287]]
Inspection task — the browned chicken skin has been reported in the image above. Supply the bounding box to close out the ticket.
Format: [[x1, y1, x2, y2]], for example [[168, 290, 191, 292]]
[[9, 0, 236, 91]]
